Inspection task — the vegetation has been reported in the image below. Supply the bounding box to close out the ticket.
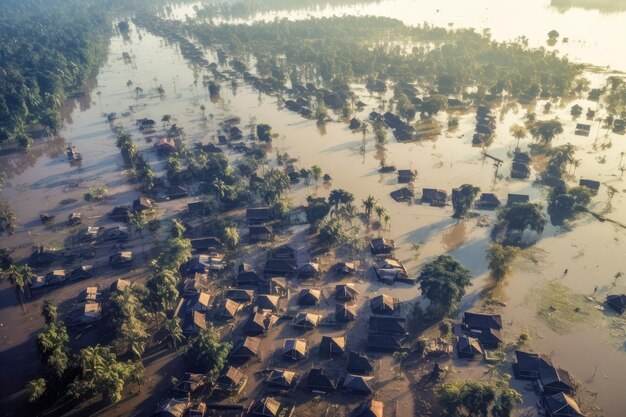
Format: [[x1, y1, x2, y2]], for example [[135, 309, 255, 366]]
[[544, 144, 575, 178], [529, 119, 564, 145], [451, 184, 480, 218], [186, 328, 231, 376], [487, 243, 520, 282], [437, 379, 522, 417], [496, 203, 546, 245], [149, 15, 587, 106], [547, 185, 592, 223], [26, 378, 46, 403], [1, 264, 34, 303], [0, 201, 17, 234], [68, 345, 144, 403], [418, 255, 472, 319]]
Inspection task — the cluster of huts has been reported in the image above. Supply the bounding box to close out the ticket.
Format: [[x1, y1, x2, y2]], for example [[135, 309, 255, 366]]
[[472, 106, 496, 146]]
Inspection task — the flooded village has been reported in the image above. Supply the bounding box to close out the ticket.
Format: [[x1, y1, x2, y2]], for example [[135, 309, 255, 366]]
[[1, 1, 626, 417]]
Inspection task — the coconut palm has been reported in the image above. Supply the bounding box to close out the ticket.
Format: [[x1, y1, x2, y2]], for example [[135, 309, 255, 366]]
[[362, 195, 377, 222], [2, 264, 34, 305], [161, 317, 183, 350]]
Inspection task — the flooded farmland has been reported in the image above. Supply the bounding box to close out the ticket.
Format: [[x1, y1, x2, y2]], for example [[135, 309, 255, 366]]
[[2, 1, 626, 416]]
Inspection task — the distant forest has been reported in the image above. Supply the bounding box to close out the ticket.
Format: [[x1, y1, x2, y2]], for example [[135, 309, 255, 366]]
[[551, 0, 626, 12], [0, 0, 185, 148], [196, 0, 384, 19]]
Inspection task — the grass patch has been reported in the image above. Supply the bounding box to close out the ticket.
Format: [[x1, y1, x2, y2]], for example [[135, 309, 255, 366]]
[[532, 281, 600, 334]]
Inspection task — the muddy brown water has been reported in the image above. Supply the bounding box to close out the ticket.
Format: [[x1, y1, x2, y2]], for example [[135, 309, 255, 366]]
[[1, 2, 626, 416]]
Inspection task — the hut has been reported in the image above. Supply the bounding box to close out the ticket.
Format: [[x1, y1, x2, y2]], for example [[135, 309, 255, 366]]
[[151, 398, 188, 417], [215, 299, 242, 320], [390, 187, 415, 202], [366, 334, 402, 352], [249, 397, 281, 417], [352, 400, 383, 417], [579, 179, 600, 194], [342, 374, 373, 394], [69, 265, 94, 281], [513, 350, 553, 380], [132, 196, 153, 212], [190, 237, 222, 252], [291, 312, 321, 330], [187, 292, 211, 313], [369, 238, 394, 256], [110, 278, 131, 293], [542, 393, 585, 417], [236, 264, 264, 287], [335, 284, 359, 301], [333, 262, 356, 276], [182, 311, 207, 336], [109, 251, 133, 269], [507, 194, 530, 205], [319, 336, 345, 358], [347, 351, 373, 375], [336, 303, 357, 322], [228, 337, 261, 360], [254, 295, 280, 312], [267, 369, 296, 389], [371, 294, 397, 314], [538, 366, 576, 395], [257, 278, 288, 297], [175, 372, 205, 397], [297, 288, 321, 306], [368, 316, 406, 336], [249, 225, 273, 243], [215, 366, 246, 394], [282, 338, 308, 361], [479, 193, 501, 208], [225, 289, 254, 303], [397, 169, 416, 183], [246, 207, 272, 225], [243, 311, 278, 336], [306, 368, 335, 393], [422, 189, 447, 206], [298, 262, 320, 279], [457, 336, 483, 360], [606, 294, 626, 314], [71, 302, 102, 326]]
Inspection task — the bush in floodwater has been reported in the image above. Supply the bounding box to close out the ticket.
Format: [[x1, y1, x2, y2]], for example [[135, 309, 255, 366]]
[[487, 243, 520, 282], [0, 200, 17, 234], [84, 185, 108, 201]]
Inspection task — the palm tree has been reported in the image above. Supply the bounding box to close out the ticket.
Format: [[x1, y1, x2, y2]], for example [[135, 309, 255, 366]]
[[375, 206, 387, 223], [211, 179, 226, 201], [157, 85, 165, 98], [362, 195, 377, 222], [2, 264, 34, 305], [310, 165, 322, 184], [509, 124, 527, 149], [161, 114, 172, 127], [571, 159, 581, 176], [161, 317, 183, 350]]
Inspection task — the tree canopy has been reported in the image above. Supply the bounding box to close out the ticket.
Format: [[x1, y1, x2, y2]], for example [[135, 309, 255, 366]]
[[418, 255, 472, 319]]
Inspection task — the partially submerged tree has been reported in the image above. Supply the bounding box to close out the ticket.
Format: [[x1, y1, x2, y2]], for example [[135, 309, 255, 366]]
[[547, 185, 592, 224], [529, 119, 563, 145], [451, 184, 480, 219], [496, 203, 546, 245], [487, 243, 520, 282], [1, 264, 34, 304], [418, 255, 472, 319], [305, 196, 331, 227]]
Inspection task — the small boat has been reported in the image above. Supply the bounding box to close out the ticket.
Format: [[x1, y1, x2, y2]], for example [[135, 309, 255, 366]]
[[67, 146, 82, 162]]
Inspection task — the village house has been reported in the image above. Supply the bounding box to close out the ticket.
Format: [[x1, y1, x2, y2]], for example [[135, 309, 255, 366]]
[[369, 238, 395, 256], [579, 179, 600, 194], [335, 303, 357, 322], [249, 225, 273, 243], [457, 335, 483, 360], [542, 392, 585, 417], [266, 369, 297, 389], [228, 336, 261, 361], [291, 312, 322, 330], [306, 368, 335, 394], [215, 366, 246, 394], [319, 336, 346, 358], [342, 374, 373, 394], [242, 311, 278, 336], [507, 193, 530, 205], [335, 283, 359, 301], [606, 294, 626, 314], [181, 310, 207, 336], [352, 400, 383, 417], [282, 338, 308, 361], [246, 207, 273, 225], [347, 351, 373, 375], [422, 188, 447, 206]]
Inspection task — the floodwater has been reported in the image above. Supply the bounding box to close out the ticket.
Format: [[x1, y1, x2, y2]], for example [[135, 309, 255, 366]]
[[1, 1, 626, 416]]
